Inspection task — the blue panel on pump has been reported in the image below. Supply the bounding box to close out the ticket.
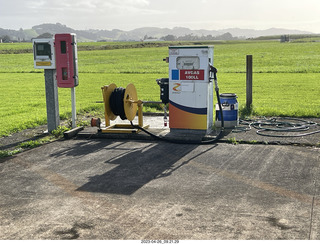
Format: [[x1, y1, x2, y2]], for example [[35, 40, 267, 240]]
[[172, 70, 179, 80]]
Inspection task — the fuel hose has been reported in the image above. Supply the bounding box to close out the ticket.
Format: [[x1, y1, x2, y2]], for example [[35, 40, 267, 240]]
[[130, 121, 225, 145], [235, 117, 320, 137]]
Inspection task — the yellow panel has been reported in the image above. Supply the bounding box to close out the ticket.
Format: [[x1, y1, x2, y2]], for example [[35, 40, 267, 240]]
[[36, 61, 52, 66]]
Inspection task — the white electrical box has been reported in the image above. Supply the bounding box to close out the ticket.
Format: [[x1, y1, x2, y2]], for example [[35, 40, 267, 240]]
[[32, 38, 56, 69], [168, 46, 214, 133]]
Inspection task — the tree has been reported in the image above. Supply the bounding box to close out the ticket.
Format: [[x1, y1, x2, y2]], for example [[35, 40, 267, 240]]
[[219, 32, 234, 40], [37, 33, 53, 38], [1, 35, 11, 43], [162, 35, 176, 41]]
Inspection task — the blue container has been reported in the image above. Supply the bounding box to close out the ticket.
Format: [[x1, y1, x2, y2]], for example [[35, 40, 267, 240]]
[[215, 93, 239, 128]]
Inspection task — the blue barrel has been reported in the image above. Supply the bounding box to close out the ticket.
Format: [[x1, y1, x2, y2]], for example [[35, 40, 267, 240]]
[[215, 93, 239, 128]]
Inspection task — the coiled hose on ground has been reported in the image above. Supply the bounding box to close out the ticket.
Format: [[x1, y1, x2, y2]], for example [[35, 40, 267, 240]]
[[233, 117, 320, 137]]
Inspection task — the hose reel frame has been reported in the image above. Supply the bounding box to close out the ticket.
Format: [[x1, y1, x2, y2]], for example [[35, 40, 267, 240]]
[[93, 83, 148, 133]]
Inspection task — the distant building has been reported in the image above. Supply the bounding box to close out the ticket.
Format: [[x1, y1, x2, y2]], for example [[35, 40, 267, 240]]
[[143, 38, 163, 42], [281, 35, 290, 43]]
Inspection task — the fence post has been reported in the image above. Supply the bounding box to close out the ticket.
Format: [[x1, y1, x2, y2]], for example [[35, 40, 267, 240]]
[[246, 55, 253, 109]]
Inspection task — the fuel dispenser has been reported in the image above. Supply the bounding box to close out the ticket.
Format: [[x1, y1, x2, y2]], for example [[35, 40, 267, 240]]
[[168, 46, 214, 134], [32, 33, 79, 131]]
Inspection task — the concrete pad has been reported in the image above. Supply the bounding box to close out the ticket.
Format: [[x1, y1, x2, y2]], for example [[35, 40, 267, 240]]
[[0, 137, 319, 240], [82, 116, 320, 146]]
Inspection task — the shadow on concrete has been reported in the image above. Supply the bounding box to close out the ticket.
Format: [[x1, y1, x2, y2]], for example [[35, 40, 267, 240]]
[[74, 139, 217, 195], [50, 139, 119, 158]]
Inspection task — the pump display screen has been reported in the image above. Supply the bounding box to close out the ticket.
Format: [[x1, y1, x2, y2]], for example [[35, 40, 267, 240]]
[[176, 56, 200, 70], [35, 43, 52, 59]]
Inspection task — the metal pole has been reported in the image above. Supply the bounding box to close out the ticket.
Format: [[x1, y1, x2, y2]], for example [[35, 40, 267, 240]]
[[44, 69, 60, 132], [71, 87, 76, 128], [246, 55, 253, 109]]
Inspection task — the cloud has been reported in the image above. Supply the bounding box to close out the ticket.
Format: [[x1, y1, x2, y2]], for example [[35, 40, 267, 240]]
[[0, 0, 152, 16], [1, 0, 320, 32], [24, 0, 151, 14]]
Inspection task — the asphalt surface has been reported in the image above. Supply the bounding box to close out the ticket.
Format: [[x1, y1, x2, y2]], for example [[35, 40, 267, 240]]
[[0, 116, 320, 240]]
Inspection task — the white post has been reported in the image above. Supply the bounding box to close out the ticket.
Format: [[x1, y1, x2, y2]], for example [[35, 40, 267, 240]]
[[71, 87, 76, 128]]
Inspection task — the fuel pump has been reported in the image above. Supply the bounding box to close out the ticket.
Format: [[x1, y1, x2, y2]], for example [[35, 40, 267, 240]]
[[152, 45, 225, 143], [168, 46, 215, 134]]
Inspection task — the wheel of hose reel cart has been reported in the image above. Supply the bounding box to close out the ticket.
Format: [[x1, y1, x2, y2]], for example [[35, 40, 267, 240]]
[[103, 83, 117, 120], [123, 83, 138, 121]]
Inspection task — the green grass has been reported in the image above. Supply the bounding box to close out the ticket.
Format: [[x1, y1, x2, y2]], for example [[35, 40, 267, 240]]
[[215, 41, 320, 73], [79, 48, 167, 74], [0, 73, 47, 136], [217, 73, 320, 118], [18, 137, 51, 149], [0, 40, 319, 137], [0, 42, 33, 51], [0, 148, 23, 157]]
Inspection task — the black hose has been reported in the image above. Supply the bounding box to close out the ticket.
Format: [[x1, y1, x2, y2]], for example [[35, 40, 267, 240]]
[[216, 90, 224, 128], [130, 121, 225, 145], [236, 117, 320, 137], [211, 66, 224, 128], [109, 87, 127, 120]]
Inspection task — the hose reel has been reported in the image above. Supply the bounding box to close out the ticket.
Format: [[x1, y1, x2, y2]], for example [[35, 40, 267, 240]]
[[109, 87, 127, 120], [91, 83, 148, 133]]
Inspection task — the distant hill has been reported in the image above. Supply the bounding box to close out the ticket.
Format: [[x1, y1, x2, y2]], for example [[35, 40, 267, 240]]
[[0, 23, 314, 42], [222, 27, 314, 38]]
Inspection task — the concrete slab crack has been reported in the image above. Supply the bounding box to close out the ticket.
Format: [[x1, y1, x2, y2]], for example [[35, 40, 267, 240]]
[[309, 163, 319, 240]]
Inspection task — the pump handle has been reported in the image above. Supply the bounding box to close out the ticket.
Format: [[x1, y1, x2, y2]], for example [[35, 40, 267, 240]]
[[210, 66, 218, 80]]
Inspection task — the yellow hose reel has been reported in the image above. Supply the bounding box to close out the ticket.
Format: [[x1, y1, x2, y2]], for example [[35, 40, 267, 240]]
[[91, 83, 149, 133]]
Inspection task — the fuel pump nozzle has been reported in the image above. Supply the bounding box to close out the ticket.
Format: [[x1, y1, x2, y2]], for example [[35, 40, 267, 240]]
[[210, 66, 218, 90], [210, 66, 224, 129]]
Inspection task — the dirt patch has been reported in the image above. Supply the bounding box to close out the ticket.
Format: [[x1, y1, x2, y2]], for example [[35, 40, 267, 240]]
[[0, 114, 92, 152], [0, 125, 49, 151]]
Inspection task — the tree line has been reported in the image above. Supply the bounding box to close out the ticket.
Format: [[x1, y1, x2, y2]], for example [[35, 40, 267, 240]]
[[159, 32, 244, 41]]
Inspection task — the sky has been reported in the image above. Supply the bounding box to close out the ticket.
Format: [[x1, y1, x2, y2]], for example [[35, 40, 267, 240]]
[[1, 0, 320, 33]]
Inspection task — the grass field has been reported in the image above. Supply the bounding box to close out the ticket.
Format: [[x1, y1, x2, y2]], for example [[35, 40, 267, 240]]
[[0, 40, 319, 137]]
